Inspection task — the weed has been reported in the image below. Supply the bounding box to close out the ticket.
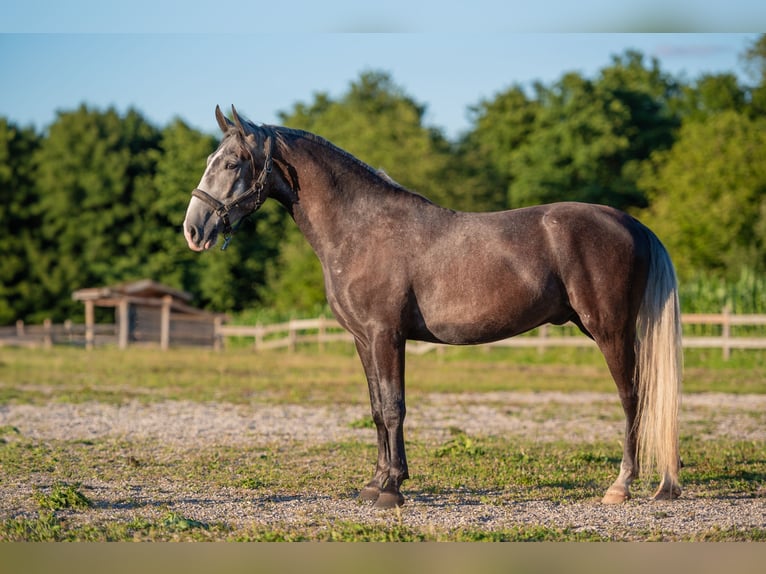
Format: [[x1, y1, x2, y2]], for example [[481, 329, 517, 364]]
[[348, 417, 375, 429], [239, 476, 267, 489], [34, 483, 92, 511], [161, 511, 209, 532], [434, 430, 485, 458]]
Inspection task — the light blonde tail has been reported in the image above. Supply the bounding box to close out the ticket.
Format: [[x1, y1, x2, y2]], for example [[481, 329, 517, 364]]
[[635, 231, 683, 492]]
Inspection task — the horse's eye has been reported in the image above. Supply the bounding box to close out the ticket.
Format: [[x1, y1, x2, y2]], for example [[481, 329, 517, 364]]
[[225, 161, 238, 170]]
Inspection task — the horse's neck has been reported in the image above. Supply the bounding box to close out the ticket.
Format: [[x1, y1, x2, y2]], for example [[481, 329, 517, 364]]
[[277, 134, 397, 254]]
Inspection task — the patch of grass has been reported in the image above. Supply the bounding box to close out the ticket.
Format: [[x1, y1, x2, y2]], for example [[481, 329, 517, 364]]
[[0, 425, 21, 444], [34, 483, 92, 511], [434, 429, 485, 458], [161, 511, 209, 532], [689, 526, 766, 542], [348, 416, 375, 429], [451, 525, 608, 542], [0, 512, 228, 542], [1, 512, 62, 541]]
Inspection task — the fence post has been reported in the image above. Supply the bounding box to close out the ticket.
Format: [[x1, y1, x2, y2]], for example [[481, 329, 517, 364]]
[[160, 295, 172, 351], [722, 305, 731, 361], [16, 319, 24, 338], [538, 324, 549, 356], [64, 319, 73, 343], [318, 315, 326, 353], [255, 323, 263, 352], [43, 318, 53, 348], [117, 299, 129, 350], [85, 300, 95, 350], [288, 320, 297, 353], [213, 315, 223, 351]]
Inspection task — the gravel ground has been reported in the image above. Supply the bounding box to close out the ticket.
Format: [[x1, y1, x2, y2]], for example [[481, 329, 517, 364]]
[[1, 392, 764, 539]]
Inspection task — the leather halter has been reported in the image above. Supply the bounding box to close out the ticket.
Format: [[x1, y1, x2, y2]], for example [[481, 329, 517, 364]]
[[191, 132, 273, 250]]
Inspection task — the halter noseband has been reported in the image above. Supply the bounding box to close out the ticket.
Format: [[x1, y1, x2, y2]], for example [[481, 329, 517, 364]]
[[191, 132, 273, 250]]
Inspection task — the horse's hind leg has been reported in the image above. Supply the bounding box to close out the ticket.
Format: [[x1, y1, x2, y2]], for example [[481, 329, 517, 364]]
[[596, 333, 640, 504]]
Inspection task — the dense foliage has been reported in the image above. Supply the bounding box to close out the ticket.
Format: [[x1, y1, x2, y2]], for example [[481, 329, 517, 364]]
[[2, 38, 766, 323]]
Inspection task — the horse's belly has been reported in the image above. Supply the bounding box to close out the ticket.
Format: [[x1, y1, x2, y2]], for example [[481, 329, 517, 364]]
[[410, 290, 560, 345]]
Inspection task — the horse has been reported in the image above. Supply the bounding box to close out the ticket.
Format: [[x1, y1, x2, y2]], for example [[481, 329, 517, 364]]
[[183, 105, 682, 509]]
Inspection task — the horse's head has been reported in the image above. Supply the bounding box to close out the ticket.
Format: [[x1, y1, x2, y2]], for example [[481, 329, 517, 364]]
[[183, 105, 273, 251]]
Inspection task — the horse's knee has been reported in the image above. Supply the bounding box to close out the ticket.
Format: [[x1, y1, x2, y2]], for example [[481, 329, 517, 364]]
[[381, 400, 405, 428]]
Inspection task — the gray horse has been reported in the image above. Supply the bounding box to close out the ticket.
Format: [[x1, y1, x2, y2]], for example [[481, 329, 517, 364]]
[[183, 106, 682, 509]]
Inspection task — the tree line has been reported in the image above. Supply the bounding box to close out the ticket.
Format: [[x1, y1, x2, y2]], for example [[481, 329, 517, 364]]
[[2, 38, 765, 324]]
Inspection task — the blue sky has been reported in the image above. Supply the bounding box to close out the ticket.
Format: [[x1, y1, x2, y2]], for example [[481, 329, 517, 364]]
[[1, 2, 763, 139]]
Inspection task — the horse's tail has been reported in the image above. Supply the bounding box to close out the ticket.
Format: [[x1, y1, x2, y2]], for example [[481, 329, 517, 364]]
[[635, 229, 683, 497]]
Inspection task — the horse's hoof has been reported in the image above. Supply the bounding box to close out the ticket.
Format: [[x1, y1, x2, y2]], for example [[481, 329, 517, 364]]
[[601, 488, 629, 504], [373, 490, 405, 509], [652, 485, 681, 500], [358, 485, 381, 502]]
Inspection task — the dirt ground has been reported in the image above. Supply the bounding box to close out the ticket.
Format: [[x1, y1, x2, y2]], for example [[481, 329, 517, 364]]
[[1, 391, 764, 539]]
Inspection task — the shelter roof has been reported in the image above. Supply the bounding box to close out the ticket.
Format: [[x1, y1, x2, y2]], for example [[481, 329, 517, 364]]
[[72, 279, 219, 317]]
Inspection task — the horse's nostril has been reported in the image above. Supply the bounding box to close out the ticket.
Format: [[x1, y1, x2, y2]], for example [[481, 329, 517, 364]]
[[188, 226, 197, 240]]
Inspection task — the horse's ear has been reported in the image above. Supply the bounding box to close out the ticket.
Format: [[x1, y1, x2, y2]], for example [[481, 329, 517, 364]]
[[231, 105, 257, 137], [215, 105, 234, 133], [231, 105, 245, 132]]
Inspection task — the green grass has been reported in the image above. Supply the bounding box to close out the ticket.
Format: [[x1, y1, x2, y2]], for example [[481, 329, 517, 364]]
[[0, 512, 618, 542], [0, 345, 763, 407]]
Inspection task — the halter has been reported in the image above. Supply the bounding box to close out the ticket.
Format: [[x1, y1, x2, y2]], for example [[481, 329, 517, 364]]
[[191, 132, 273, 250]]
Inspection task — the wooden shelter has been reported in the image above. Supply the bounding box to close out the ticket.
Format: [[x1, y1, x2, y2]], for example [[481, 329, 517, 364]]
[[72, 279, 224, 349]]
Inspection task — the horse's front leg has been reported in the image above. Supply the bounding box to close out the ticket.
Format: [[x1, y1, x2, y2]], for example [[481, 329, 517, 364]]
[[354, 332, 408, 508]]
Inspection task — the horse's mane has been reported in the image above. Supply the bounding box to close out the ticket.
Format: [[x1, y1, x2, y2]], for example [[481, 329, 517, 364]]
[[264, 124, 433, 203]]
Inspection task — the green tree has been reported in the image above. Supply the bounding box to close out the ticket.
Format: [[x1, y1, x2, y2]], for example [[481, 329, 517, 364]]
[[144, 119, 216, 297], [639, 111, 766, 280], [30, 105, 161, 320], [506, 51, 679, 210], [280, 71, 459, 207], [741, 33, 766, 116], [672, 73, 747, 121], [460, 85, 539, 211], [0, 118, 42, 323]]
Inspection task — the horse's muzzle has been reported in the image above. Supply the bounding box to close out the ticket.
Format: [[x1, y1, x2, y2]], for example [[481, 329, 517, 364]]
[[183, 221, 214, 252]]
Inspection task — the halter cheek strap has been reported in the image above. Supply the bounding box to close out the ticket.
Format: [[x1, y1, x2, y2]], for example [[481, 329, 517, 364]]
[[191, 133, 273, 250]]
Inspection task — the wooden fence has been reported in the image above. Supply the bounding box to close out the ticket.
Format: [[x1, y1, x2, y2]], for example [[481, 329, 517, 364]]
[[3, 310, 766, 360], [217, 310, 766, 360]]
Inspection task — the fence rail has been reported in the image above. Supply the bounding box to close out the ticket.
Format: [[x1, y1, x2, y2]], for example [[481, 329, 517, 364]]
[[2, 311, 765, 360], [217, 311, 766, 360]]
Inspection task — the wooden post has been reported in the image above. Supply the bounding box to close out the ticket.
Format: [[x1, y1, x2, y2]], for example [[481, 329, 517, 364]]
[[64, 319, 72, 343], [288, 319, 297, 353], [538, 324, 549, 356], [160, 295, 172, 351], [85, 300, 95, 350], [16, 319, 24, 338], [318, 315, 326, 353], [255, 323, 263, 352], [722, 305, 731, 361], [43, 318, 53, 348], [213, 315, 223, 351], [118, 299, 129, 350]]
